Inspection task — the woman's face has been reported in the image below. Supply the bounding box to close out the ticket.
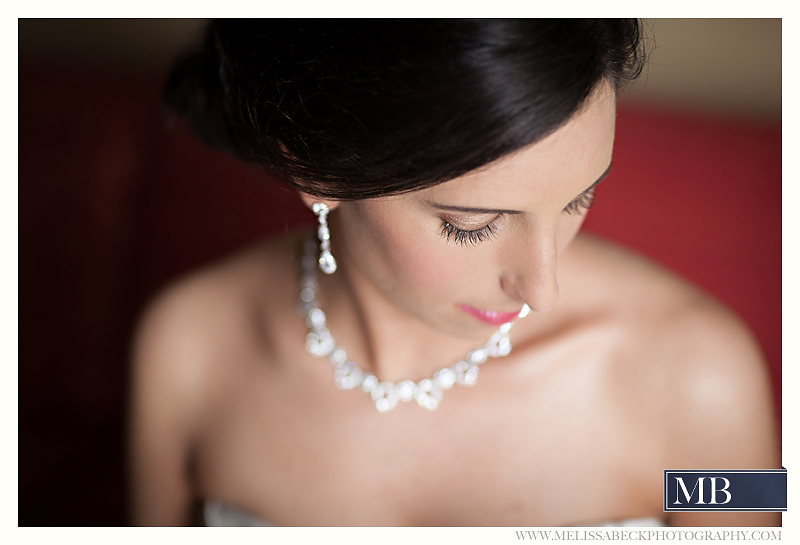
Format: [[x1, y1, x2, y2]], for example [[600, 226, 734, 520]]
[[332, 83, 617, 340]]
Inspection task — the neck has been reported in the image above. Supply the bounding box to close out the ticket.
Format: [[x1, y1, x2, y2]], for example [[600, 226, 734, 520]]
[[309, 236, 497, 384]]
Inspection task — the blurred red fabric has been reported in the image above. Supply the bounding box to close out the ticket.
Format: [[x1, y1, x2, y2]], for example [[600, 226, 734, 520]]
[[19, 65, 780, 525]]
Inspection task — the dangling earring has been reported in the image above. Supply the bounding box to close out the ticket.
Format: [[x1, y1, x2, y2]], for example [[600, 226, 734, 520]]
[[312, 202, 337, 274]]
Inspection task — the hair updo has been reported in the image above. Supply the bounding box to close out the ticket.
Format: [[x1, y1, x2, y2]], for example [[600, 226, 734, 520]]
[[164, 19, 645, 200]]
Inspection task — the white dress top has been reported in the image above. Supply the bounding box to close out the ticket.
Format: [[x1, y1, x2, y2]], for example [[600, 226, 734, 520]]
[[203, 501, 666, 527]]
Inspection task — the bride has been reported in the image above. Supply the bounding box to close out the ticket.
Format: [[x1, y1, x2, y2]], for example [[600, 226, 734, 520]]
[[129, 19, 779, 526]]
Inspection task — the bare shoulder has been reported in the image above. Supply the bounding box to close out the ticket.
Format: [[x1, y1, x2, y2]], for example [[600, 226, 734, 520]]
[[128, 234, 303, 524], [564, 234, 778, 467], [660, 297, 778, 470], [561, 234, 779, 525], [131, 233, 302, 417]]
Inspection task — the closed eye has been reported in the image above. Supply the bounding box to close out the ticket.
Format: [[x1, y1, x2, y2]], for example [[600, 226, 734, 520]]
[[441, 217, 500, 246], [562, 187, 597, 214], [562, 161, 611, 215]]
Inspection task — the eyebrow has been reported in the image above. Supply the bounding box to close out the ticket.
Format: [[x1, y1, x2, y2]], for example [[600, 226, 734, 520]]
[[427, 161, 613, 215]]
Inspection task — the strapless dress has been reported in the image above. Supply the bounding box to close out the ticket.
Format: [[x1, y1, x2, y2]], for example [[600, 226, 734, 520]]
[[204, 501, 666, 527]]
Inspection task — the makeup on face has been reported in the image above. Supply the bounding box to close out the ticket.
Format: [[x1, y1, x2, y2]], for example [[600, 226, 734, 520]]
[[334, 84, 618, 337], [427, 160, 614, 248], [458, 304, 523, 325]]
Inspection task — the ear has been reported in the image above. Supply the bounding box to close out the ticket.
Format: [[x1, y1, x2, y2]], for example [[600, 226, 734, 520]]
[[298, 192, 341, 213]]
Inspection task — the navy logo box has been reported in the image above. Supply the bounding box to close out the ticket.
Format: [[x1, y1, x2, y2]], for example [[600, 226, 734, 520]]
[[664, 469, 787, 512]]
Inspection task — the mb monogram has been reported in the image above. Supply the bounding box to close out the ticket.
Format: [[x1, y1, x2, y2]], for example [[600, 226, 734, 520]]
[[673, 476, 732, 505], [664, 469, 787, 512]]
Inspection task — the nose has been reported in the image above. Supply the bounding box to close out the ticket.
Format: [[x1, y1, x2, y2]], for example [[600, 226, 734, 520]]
[[500, 229, 560, 313]]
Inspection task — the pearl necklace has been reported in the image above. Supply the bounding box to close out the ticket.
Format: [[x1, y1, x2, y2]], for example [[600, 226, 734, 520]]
[[298, 237, 530, 412]]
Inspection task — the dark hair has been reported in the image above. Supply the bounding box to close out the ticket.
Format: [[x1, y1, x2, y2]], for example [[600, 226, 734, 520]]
[[164, 19, 645, 200]]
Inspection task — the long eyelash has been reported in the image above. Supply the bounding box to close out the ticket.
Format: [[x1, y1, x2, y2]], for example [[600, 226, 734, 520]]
[[563, 188, 597, 215], [441, 220, 498, 246]]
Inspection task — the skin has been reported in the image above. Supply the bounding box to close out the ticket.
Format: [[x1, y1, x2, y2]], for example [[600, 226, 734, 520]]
[[129, 83, 780, 526]]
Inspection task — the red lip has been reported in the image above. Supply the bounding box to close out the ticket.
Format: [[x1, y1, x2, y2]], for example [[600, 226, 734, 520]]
[[459, 304, 521, 325]]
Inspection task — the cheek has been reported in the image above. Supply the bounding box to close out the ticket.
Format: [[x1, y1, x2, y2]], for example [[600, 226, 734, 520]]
[[376, 222, 469, 292]]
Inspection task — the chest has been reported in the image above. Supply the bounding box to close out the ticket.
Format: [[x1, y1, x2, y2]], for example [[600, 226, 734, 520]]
[[192, 360, 663, 526]]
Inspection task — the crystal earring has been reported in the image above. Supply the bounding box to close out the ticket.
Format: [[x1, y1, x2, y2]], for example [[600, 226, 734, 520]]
[[312, 202, 337, 274]]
